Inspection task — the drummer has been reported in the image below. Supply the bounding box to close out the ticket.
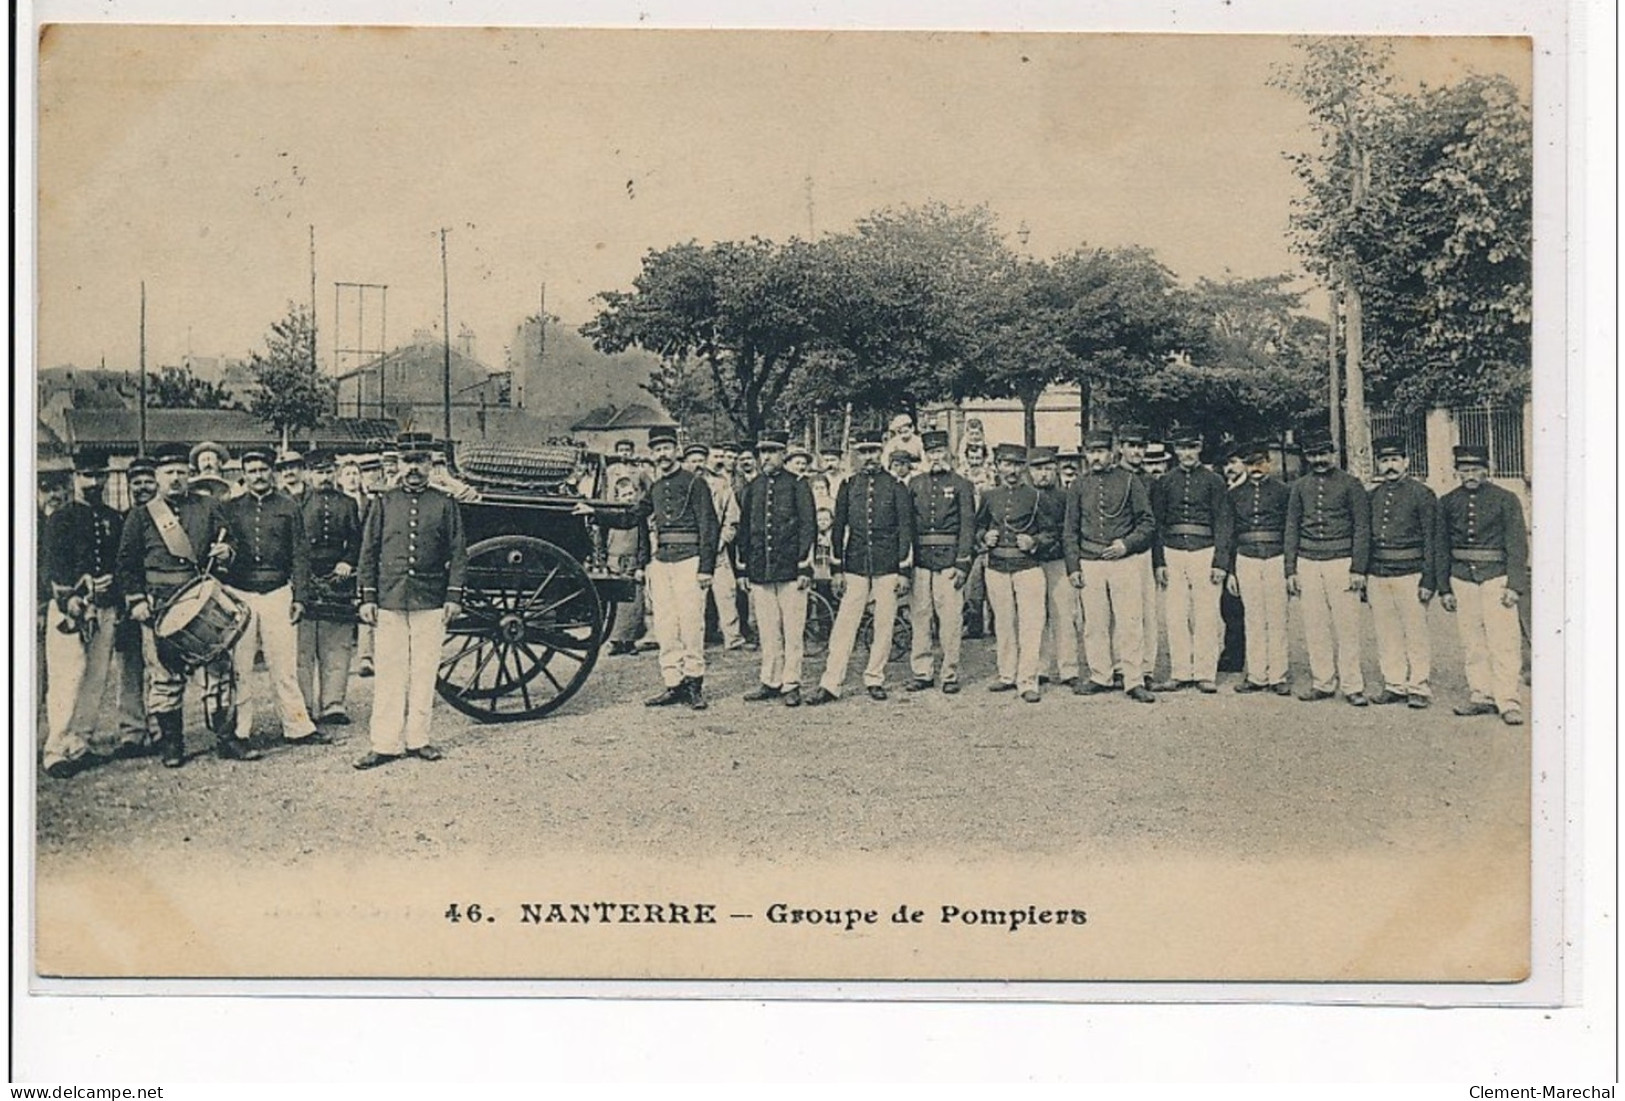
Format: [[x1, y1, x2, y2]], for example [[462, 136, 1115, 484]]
[[297, 449, 362, 727], [223, 448, 322, 749], [115, 442, 248, 767]]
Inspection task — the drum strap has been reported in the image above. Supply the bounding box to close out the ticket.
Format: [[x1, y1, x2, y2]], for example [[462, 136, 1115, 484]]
[[146, 498, 197, 565]]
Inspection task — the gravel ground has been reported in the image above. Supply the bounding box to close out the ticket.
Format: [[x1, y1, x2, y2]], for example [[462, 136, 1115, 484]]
[[35, 604, 1530, 868]]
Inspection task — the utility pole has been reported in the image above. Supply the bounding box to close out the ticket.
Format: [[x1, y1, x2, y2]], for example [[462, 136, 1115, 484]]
[[1339, 140, 1374, 480], [138, 282, 147, 455], [1327, 288, 1342, 457], [309, 225, 318, 372], [441, 228, 453, 444]]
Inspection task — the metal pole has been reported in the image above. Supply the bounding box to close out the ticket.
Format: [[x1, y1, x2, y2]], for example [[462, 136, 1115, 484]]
[[380, 285, 388, 419], [309, 225, 318, 372], [1327, 285, 1342, 457], [138, 282, 147, 455], [441, 228, 452, 445]]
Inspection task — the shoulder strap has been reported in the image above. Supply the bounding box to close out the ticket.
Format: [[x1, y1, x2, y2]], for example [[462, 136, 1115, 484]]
[[146, 497, 197, 564]]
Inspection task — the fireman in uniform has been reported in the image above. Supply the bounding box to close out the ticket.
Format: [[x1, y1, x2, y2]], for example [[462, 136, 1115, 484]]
[[905, 429, 976, 694], [1365, 435, 1440, 707], [356, 432, 469, 767], [1115, 424, 1161, 690], [297, 448, 363, 726], [1029, 446, 1081, 689], [116, 442, 246, 767], [1225, 441, 1293, 695], [1436, 444, 1528, 725], [806, 429, 914, 705], [222, 449, 320, 745], [1067, 430, 1158, 702], [1284, 428, 1372, 705], [735, 430, 818, 706], [40, 451, 125, 777], [1150, 426, 1234, 693], [976, 443, 1051, 702], [700, 444, 746, 651], [578, 425, 720, 710]]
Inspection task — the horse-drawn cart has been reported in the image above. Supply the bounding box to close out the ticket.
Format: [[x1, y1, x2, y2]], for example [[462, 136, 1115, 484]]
[[432, 443, 637, 723]]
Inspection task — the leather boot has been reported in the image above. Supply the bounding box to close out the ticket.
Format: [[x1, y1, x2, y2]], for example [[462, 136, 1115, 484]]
[[685, 676, 709, 711], [156, 711, 185, 769], [644, 683, 688, 707]]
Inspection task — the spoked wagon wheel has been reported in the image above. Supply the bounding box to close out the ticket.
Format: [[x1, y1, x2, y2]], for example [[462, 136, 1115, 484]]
[[803, 587, 836, 657], [856, 596, 913, 663], [436, 535, 606, 722]]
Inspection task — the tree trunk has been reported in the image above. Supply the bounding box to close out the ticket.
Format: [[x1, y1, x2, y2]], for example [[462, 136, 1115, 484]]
[[1343, 277, 1372, 481], [1021, 391, 1039, 449], [1327, 286, 1342, 456]]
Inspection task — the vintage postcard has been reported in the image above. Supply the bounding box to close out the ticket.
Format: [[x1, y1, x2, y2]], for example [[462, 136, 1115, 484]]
[[23, 22, 1564, 1004]]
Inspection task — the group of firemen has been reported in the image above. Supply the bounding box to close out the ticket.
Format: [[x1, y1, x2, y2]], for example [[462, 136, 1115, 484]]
[[38, 414, 1529, 782], [587, 419, 1528, 728], [38, 433, 469, 777]]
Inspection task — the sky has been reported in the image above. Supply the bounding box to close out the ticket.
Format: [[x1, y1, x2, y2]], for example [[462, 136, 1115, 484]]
[[35, 27, 1530, 373]]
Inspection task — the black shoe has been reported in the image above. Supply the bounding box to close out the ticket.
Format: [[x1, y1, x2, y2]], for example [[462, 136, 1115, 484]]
[[866, 685, 888, 702], [1126, 686, 1157, 704], [110, 740, 157, 761], [1152, 679, 1192, 693], [685, 677, 709, 710], [1453, 700, 1498, 717], [1060, 677, 1078, 688], [1368, 690, 1407, 706], [156, 713, 185, 768], [1272, 681, 1293, 697], [283, 730, 334, 747], [781, 686, 802, 707], [357, 658, 375, 678], [804, 687, 837, 707], [987, 681, 1017, 693], [407, 745, 443, 761], [645, 684, 688, 707], [1020, 689, 1041, 704], [1110, 672, 1124, 690], [217, 737, 264, 762], [1038, 675, 1051, 686], [1233, 680, 1268, 694], [941, 680, 961, 695], [319, 712, 352, 726], [743, 684, 781, 702], [1074, 679, 1115, 696], [1297, 687, 1336, 702], [1197, 681, 1219, 694], [906, 677, 934, 692], [1345, 692, 1370, 707], [353, 750, 403, 770], [1408, 694, 1432, 709], [44, 758, 83, 780]]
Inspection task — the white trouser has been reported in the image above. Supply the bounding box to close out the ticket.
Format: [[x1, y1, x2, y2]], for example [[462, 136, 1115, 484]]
[[820, 573, 899, 695], [1453, 576, 1522, 712], [1139, 554, 1160, 678], [648, 556, 706, 686], [709, 551, 743, 645], [1081, 555, 1146, 688], [43, 603, 117, 767], [298, 617, 356, 718], [229, 585, 317, 740], [1164, 547, 1223, 683], [1295, 557, 1366, 694], [370, 607, 444, 755], [984, 566, 1047, 692], [1367, 573, 1433, 697], [910, 566, 966, 682], [1234, 554, 1290, 687], [753, 580, 809, 689], [1037, 559, 1081, 682]]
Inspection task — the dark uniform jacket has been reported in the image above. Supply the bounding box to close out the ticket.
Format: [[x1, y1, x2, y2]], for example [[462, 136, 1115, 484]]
[[600, 467, 721, 575], [1152, 465, 1236, 574], [1226, 477, 1290, 563], [1034, 485, 1070, 565], [831, 467, 914, 577], [44, 499, 124, 609], [1436, 482, 1529, 596], [976, 482, 1051, 574], [1122, 466, 1166, 568], [222, 489, 312, 604], [908, 468, 977, 572], [301, 487, 362, 576], [1063, 469, 1156, 567], [117, 491, 235, 608], [735, 468, 817, 584], [359, 484, 468, 612], [1285, 468, 1371, 576], [1366, 477, 1439, 587]]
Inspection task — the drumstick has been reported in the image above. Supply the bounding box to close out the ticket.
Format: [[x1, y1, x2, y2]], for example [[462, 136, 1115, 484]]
[[202, 527, 228, 578]]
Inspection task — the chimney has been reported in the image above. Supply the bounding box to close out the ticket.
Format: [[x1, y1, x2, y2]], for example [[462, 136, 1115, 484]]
[[457, 324, 476, 362]]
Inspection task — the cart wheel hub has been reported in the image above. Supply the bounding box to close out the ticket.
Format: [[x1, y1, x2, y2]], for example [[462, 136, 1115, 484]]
[[498, 613, 527, 643]]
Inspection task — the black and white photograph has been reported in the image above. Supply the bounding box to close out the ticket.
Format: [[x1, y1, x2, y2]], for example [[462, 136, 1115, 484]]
[[23, 20, 1561, 998]]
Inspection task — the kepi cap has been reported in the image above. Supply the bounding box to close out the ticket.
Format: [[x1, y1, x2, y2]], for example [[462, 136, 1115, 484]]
[[920, 430, 950, 452], [1453, 444, 1490, 468], [755, 430, 789, 452], [993, 442, 1029, 464], [1083, 429, 1115, 450], [1300, 428, 1336, 455], [152, 442, 192, 469], [1027, 446, 1057, 466], [1373, 435, 1407, 459], [647, 426, 680, 447], [1115, 423, 1149, 445], [852, 429, 885, 450]]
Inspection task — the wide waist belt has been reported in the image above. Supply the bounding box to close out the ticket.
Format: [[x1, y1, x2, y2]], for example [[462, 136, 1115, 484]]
[[1076, 537, 1114, 555], [990, 547, 1033, 560], [1236, 531, 1283, 545], [918, 534, 960, 546], [1296, 537, 1352, 555], [146, 569, 196, 585], [1164, 524, 1214, 538], [660, 532, 701, 545], [1452, 548, 1507, 563], [1372, 545, 1425, 562]]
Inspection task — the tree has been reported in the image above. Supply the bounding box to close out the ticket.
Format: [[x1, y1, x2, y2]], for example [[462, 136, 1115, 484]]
[[1051, 245, 1190, 436], [146, 364, 238, 410], [956, 256, 1078, 447], [246, 302, 332, 449], [809, 203, 1015, 424], [583, 238, 825, 441]]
